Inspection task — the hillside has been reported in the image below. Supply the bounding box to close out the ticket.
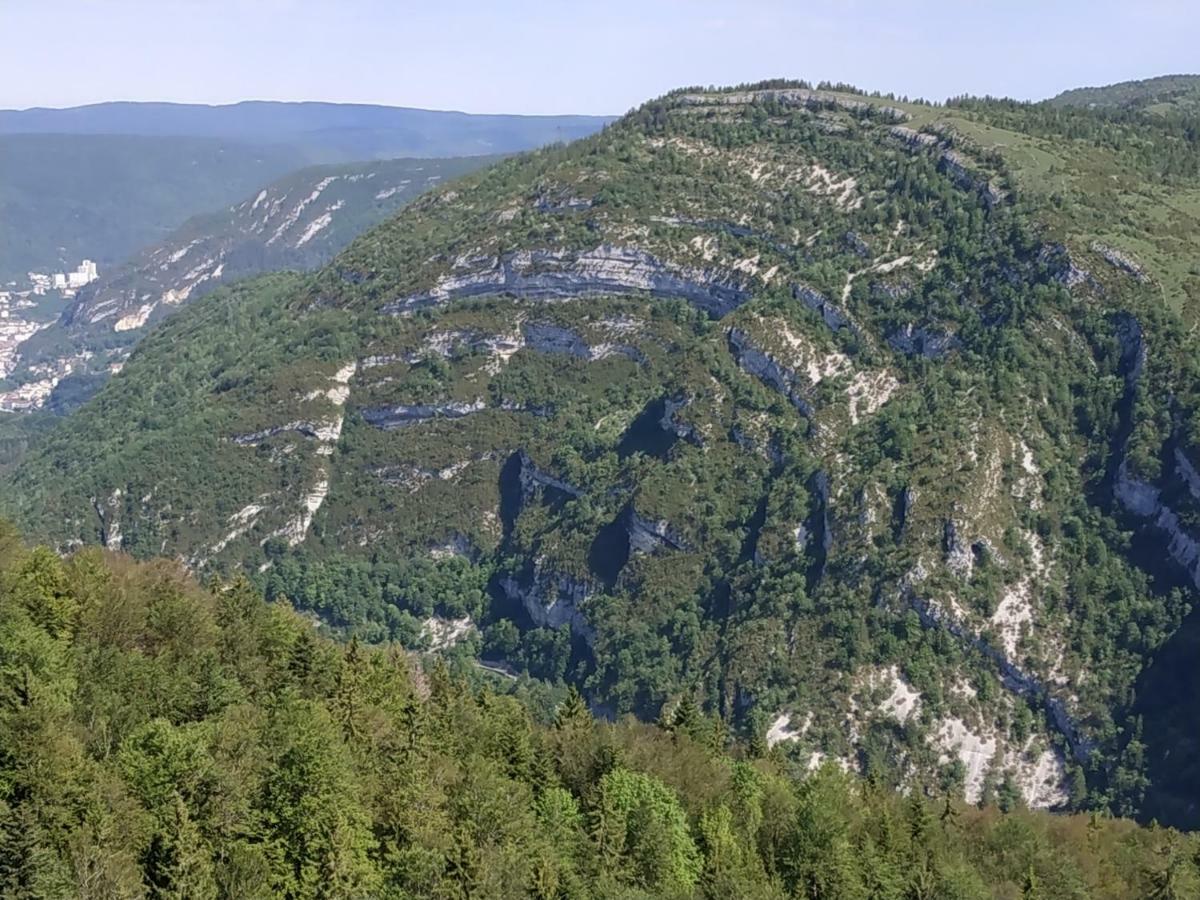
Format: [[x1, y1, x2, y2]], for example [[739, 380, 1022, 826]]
[[0, 102, 612, 289], [2, 155, 498, 412], [7, 82, 1200, 824], [1051, 74, 1200, 115], [0, 134, 308, 282], [2, 531, 1192, 898]]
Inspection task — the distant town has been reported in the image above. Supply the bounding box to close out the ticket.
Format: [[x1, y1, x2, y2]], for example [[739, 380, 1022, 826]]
[[0, 259, 101, 411]]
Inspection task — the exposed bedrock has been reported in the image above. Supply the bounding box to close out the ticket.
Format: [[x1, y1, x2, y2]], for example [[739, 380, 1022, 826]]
[[677, 88, 909, 122], [888, 127, 1004, 208], [384, 245, 752, 317], [499, 450, 582, 535], [937, 150, 1005, 208], [805, 471, 832, 587], [1037, 242, 1094, 289], [624, 505, 689, 554], [521, 321, 645, 363], [1092, 241, 1150, 283], [906, 588, 1093, 763], [360, 399, 486, 429], [500, 567, 596, 646], [794, 284, 855, 335], [887, 324, 961, 359], [727, 327, 814, 418]]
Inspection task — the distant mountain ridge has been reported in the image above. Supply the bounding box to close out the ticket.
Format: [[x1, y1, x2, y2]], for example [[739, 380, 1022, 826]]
[[0, 100, 616, 161], [3, 154, 496, 412], [1050, 74, 1200, 115], [0, 101, 612, 285]]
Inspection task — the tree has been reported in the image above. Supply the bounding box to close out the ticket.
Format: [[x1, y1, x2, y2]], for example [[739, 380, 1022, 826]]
[[592, 768, 702, 894]]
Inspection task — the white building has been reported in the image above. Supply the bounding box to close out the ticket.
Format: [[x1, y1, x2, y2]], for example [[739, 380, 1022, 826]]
[[66, 259, 98, 289]]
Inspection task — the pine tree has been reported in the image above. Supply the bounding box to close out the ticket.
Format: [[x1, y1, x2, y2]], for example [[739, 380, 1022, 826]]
[[149, 794, 218, 900], [554, 685, 591, 731]]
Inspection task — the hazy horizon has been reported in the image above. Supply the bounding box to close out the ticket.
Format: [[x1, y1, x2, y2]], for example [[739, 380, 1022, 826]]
[[5, 0, 1198, 115]]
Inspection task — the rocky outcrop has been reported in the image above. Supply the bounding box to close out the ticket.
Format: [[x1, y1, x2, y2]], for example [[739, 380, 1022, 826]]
[[1092, 241, 1149, 283], [659, 396, 702, 446], [807, 471, 832, 584], [514, 450, 582, 501], [889, 127, 1004, 208], [677, 88, 908, 123], [500, 566, 596, 645], [1037, 243, 1094, 289], [843, 231, 871, 258], [906, 588, 1093, 763], [937, 150, 1005, 208], [943, 519, 974, 577], [888, 125, 940, 151], [727, 328, 814, 418], [887, 324, 961, 359], [535, 192, 594, 213], [625, 506, 689, 554], [1104, 313, 1200, 581], [92, 489, 124, 551], [231, 419, 344, 445], [385, 245, 752, 318], [521, 322, 644, 363], [360, 399, 486, 429], [794, 284, 854, 334]]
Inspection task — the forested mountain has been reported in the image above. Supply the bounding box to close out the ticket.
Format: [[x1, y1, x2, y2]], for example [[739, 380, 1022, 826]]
[[1051, 74, 1200, 115], [3, 155, 497, 413], [0, 134, 308, 282], [0, 528, 1195, 898], [0, 102, 611, 284], [7, 81, 1200, 826], [0, 100, 616, 162]]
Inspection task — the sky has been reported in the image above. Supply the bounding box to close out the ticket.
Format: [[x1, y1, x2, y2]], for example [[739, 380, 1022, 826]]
[[4, 0, 1198, 114]]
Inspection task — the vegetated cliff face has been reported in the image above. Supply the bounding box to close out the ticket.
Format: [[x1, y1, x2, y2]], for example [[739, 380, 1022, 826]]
[[9, 83, 1200, 819], [0, 155, 495, 412]]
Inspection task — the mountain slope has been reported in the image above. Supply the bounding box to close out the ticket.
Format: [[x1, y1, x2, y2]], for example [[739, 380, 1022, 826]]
[[2, 155, 498, 411], [1051, 74, 1200, 115], [0, 102, 612, 289], [0, 133, 308, 282], [8, 82, 1200, 821]]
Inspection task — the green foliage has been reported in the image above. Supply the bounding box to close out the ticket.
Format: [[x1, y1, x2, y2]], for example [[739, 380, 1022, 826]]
[[0, 533, 1193, 897]]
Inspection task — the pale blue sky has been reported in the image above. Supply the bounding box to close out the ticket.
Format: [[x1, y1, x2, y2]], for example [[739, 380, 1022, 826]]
[[5, 0, 1197, 114]]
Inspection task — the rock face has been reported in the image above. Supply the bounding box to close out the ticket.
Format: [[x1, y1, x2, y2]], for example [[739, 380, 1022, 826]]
[[1037, 243, 1093, 289], [384, 245, 752, 317], [659, 396, 702, 446], [794, 284, 854, 334], [624, 507, 689, 553], [889, 126, 1005, 208], [500, 567, 595, 644], [678, 87, 909, 123], [727, 328, 814, 417], [520, 322, 644, 363], [361, 399, 486, 429], [906, 586, 1092, 763], [887, 324, 961, 358], [1111, 315, 1200, 590], [514, 450, 582, 501], [1092, 241, 1149, 283]]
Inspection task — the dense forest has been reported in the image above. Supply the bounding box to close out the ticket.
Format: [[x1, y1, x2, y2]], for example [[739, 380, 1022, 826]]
[[0, 524, 1197, 899]]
